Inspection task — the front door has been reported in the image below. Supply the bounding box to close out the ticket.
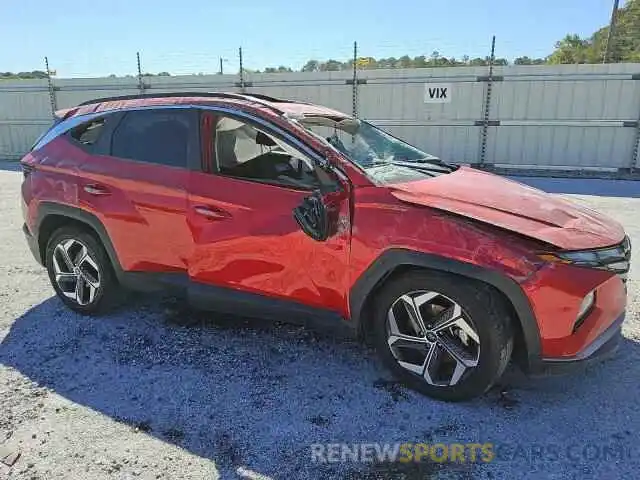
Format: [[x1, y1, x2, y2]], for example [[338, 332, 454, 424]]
[[187, 110, 351, 317]]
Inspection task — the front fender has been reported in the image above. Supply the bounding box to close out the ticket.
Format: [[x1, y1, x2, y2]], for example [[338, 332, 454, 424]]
[[348, 248, 542, 372]]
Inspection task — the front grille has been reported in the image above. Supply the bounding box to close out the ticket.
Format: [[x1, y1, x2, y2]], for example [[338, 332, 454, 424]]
[[593, 236, 631, 283]]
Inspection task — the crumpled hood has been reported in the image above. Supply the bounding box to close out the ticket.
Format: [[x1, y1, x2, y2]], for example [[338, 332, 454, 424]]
[[389, 166, 625, 250]]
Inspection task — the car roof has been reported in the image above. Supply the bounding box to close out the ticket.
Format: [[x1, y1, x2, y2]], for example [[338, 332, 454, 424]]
[[55, 92, 350, 122]]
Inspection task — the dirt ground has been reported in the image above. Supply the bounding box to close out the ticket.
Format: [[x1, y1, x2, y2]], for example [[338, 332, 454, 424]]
[[1, 165, 639, 479]]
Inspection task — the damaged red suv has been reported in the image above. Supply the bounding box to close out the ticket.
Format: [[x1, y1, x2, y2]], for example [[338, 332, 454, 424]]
[[21, 93, 630, 401]]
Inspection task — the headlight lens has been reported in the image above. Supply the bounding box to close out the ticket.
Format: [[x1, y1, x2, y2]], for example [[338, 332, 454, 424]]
[[538, 237, 631, 288], [556, 250, 600, 265], [538, 242, 629, 268]]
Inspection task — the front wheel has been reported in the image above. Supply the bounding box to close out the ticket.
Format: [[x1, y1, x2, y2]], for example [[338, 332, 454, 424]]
[[45, 226, 121, 315], [372, 271, 513, 402]]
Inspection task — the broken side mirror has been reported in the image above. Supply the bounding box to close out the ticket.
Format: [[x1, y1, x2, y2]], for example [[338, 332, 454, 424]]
[[293, 190, 330, 241]]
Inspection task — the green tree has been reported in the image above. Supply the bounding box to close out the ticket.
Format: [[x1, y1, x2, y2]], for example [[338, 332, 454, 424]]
[[398, 55, 413, 68], [301, 60, 320, 72], [547, 0, 640, 64], [547, 34, 593, 64], [377, 57, 397, 68], [469, 57, 488, 66], [591, 0, 640, 62], [514, 56, 546, 65], [320, 59, 343, 71], [412, 55, 427, 68]]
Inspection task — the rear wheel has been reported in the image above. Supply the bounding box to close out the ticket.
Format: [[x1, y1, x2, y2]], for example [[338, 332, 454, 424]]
[[372, 270, 513, 401], [45, 226, 121, 315]]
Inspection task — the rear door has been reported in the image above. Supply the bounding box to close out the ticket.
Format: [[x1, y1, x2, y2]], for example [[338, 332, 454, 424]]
[[79, 107, 198, 275], [187, 109, 352, 318]]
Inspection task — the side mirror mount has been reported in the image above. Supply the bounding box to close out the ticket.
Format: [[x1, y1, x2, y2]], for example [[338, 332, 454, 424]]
[[255, 131, 277, 147], [293, 190, 330, 241]]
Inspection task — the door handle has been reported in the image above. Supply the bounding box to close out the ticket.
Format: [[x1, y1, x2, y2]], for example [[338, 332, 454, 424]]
[[83, 184, 111, 196], [193, 205, 231, 220]]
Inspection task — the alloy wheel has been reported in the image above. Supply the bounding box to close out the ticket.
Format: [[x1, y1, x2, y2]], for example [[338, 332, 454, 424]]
[[386, 290, 480, 387], [52, 238, 101, 306]]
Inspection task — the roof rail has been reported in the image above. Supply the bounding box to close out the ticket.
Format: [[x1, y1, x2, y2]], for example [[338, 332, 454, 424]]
[[240, 93, 288, 102], [243, 92, 316, 106], [77, 91, 293, 114]]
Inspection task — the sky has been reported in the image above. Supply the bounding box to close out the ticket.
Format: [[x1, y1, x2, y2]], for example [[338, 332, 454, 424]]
[[0, 0, 623, 77]]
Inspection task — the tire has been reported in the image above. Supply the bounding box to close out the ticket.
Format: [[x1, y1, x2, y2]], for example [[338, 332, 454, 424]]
[[372, 270, 513, 402], [45, 225, 122, 315]]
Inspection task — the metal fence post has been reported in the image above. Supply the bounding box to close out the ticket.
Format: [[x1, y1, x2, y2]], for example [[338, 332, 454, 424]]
[[632, 115, 640, 172], [44, 56, 57, 118], [478, 36, 496, 166], [352, 41, 358, 118], [136, 51, 146, 93], [238, 47, 245, 93], [603, 0, 620, 64]]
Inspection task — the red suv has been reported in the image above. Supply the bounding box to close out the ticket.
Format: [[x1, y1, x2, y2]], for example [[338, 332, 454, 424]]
[[20, 93, 630, 401]]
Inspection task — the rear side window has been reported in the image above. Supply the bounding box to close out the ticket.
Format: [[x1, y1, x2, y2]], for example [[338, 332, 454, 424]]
[[111, 110, 192, 168], [69, 119, 105, 145]]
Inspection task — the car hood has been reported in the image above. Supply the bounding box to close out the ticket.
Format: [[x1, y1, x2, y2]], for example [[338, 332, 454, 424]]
[[388, 166, 625, 250]]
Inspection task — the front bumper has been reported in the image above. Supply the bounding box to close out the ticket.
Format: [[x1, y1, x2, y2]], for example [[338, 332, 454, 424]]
[[23, 223, 42, 265], [531, 312, 624, 376]]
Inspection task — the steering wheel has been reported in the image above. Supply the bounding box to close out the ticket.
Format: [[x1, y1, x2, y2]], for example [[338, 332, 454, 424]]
[[268, 153, 302, 181]]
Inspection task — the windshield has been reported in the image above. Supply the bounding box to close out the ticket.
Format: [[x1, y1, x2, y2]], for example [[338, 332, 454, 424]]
[[299, 116, 455, 183]]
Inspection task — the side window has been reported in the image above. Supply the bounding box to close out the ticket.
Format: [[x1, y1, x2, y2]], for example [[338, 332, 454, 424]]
[[67, 118, 105, 147], [111, 109, 192, 168], [214, 116, 320, 189]]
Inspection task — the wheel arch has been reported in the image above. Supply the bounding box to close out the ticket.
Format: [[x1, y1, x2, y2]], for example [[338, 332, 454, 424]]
[[349, 249, 541, 372], [36, 202, 124, 278]]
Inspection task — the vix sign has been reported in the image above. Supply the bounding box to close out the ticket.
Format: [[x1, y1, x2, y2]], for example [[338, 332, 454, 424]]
[[424, 83, 452, 104]]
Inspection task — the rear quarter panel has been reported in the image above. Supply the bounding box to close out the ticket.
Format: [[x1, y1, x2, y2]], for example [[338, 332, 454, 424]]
[[25, 137, 191, 272]]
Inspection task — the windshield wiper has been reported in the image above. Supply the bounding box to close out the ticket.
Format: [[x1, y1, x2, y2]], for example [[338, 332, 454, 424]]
[[414, 156, 442, 164], [361, 161, 440, 177], [389, 160, 454, 173], [361, 156, 457, 173]]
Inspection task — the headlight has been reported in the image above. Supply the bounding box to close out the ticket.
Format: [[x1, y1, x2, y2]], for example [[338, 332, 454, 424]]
[[538, 250, 597, 265], [538, 238, 631, 287], [541, 249, 619, 265], [538, 240, 630, 269], [555, 250, 600, 265]]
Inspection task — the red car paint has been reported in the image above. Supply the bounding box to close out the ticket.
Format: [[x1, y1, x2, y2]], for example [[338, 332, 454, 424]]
[[388, 166, 625, 250], [187, 170, 351, 312], [21, 94, 628, 367]]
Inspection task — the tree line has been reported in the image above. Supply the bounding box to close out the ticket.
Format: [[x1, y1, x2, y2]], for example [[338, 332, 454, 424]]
[[1, 71, 49, 79], [275, 0, 639, 72], [257, 0, 639, 72]]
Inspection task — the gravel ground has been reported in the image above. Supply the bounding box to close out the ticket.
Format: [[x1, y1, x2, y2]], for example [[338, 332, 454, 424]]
[[0, 164, 639, 480]]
